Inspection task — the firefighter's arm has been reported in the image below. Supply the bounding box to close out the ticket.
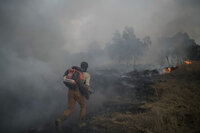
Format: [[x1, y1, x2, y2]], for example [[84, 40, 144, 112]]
[[78, 79, 90, 90], [77, 79, 90, 99], [85, 73, 91, 88]]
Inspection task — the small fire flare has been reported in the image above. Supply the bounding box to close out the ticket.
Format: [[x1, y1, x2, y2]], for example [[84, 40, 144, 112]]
[[184, 61, 192, 64], [162, 67, 171, 74], [168, 67, 171, 72]]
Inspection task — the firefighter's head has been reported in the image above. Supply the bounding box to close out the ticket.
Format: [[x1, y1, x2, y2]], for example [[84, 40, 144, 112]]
[[80, 61, 88, 72]]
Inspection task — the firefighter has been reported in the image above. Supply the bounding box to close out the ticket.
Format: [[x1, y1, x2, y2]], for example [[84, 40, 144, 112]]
[[55, 62, 91, 132]]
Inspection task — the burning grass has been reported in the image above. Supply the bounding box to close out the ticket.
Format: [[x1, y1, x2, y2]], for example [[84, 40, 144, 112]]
[[184, 60, 192, 64], [135, 61, 200, 133], [26, 61, 200, 133], [84, 61, 200, 133]]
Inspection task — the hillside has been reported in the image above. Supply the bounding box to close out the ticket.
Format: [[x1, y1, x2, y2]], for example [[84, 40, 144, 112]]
[[82, 61, 200, 133], [27, 61, 200, 133]]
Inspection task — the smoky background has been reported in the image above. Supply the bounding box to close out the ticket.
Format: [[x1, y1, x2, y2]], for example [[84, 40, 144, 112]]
[[0, 0, 199, 133]]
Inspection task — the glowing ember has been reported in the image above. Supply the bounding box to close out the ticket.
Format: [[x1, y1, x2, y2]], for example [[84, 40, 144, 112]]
[[184, 61, 192, 64], [162, 67, 171, 74], [162, 66, 178, 74]]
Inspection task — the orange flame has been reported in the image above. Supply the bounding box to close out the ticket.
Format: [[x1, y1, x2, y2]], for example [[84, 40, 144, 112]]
[[184, 61, 192, 64], [168, 67, 171, 72], [162, 67, 171, 74]]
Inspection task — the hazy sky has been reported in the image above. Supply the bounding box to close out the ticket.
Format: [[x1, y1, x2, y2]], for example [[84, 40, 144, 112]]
[[1, 0, 199, 53], [58, 0, 200, 52]]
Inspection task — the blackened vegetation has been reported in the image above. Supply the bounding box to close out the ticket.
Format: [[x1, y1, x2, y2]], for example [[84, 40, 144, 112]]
[[26, 69, 158, 133], [79, 69, 159, 133], [118, 70, 159, 100], [82, 62, 200, 133]]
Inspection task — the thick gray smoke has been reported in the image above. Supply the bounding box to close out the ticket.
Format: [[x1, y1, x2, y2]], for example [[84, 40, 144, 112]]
[[0, 1, 67, 132], [0, 0, 200, 133]]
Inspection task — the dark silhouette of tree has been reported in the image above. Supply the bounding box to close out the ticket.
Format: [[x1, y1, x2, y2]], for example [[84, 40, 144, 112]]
[[160, 32, 200, 64], [105, 27, 148, 66]]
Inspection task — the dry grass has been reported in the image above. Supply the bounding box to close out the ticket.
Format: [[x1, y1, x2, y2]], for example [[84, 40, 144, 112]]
[[86, 61, 200, 133], [136, 61, 200, 133], [88, 112, 139, 133]]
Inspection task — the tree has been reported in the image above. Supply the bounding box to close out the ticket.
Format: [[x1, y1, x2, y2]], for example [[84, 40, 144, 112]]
[[105, 27, 148, 67]]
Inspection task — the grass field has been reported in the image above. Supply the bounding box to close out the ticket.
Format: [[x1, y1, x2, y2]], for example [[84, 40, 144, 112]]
[[86, 61, 200, 133]]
